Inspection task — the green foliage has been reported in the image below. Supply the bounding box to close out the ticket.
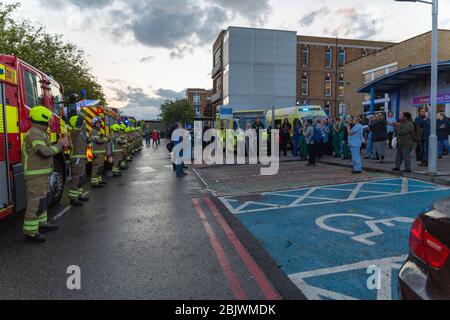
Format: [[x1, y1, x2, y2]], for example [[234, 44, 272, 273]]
[[0, 1, 105, 104], [159, 99, 194, 127]]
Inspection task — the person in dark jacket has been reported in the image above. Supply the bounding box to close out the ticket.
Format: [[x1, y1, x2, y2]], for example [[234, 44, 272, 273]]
[[279, 118, 291, 157], [370, 113, 388, 163], [393, 112, 416, 173], [415, 108, 427, 163], [437, 112, 450, 158]]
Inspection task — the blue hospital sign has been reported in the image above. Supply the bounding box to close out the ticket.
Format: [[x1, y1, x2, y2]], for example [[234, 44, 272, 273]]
[[219, 107, 233, 120]]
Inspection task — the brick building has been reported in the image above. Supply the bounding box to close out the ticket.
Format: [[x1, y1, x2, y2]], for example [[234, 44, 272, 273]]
[[186, 88, 213, 119], [210, 27, 393, 117], [297, 36, 394, 117], [344, 30, 450, 116]]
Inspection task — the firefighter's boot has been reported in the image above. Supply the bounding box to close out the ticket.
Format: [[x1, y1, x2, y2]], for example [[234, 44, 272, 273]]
[[40, 223, 58, 233], [25, 233, 47, 243], [70, 199, 84, 207]]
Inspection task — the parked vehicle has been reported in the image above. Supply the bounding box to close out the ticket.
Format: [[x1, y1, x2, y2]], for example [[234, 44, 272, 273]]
[[399, 197, 450, 300], [266, 105, 327, 129], [0, 55, 70, 219]]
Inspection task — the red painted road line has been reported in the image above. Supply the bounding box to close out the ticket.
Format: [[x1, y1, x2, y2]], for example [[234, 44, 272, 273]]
[[192, 198, 247, 300], [204, 196, 282, 300]]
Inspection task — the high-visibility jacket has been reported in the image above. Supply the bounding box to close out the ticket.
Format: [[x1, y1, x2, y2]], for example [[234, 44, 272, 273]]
[[22, 124, 62, 177], [69, 127, 88, 159], [112, 132, 125, 153], [90, 127, 107, 155]]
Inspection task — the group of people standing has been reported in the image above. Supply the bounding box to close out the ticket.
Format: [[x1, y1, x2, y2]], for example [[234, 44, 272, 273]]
[[22, 106, 143, 243], [269, 108, 450, 174], [145, 129, 161, 147]]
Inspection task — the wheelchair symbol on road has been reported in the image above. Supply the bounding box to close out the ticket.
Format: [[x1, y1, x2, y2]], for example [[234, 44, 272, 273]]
[[315, 214, 415, 246]]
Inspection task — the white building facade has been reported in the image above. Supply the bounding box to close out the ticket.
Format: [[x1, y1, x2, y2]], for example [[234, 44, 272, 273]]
[[221, 27, 297, 111]]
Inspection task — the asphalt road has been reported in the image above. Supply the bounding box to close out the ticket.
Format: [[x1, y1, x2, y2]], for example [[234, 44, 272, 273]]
[[0, 142, 293, 300]]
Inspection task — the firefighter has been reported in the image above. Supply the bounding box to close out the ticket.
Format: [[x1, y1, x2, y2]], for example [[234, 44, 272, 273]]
[[111, 124, 126, 177], [125, 127, 133, 162], [119, 124, 129, 170], [67, 115, 89, 206], [23, 106, 69, 243], [137, 128, 143, 152], [90, 117, 107, 188]]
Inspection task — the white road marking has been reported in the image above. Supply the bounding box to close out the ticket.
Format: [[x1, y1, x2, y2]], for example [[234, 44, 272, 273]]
[[402, 178, 409, 194], [289, 188, 318, 207], [136, 166, 156, 173], [288, 255, 408, 301], [349, 183, 364, 200], [220, 178, 450, 215], [52, 192, 90, 222]]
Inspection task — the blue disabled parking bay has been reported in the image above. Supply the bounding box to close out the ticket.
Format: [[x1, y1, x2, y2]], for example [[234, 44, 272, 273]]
[[219, 178, 450, 300]]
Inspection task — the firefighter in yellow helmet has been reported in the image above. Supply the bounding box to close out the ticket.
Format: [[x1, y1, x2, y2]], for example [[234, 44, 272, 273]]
[[90, 116, 107, 188], [111, 124, 126, 177], [23, 106, 69, 243], [119, 124, 129, 170], [125, 127, 133, 162], [67, 115, 89, 206]]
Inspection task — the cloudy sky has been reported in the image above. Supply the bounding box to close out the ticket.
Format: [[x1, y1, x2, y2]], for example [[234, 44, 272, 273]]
[[8, 0, 450, 119]]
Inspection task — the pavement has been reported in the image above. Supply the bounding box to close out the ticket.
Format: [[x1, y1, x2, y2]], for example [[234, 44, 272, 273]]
[[319, 146, 450, 185], [0, 141, 295, 300]]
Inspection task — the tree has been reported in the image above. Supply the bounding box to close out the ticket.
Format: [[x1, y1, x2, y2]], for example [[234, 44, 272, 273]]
[[159, 99, 194, 127], [0, 1, 106, 104]]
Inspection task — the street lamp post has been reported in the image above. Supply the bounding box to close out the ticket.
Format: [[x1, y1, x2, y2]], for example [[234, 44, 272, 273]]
[[395, 0, 439, 174]]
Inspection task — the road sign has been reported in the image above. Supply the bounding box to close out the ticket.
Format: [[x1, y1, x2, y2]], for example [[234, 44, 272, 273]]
[[219, 107, 233, 120]]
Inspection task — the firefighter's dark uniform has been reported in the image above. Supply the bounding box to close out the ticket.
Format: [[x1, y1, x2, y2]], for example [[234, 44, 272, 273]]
[[68, 116, 89, 204], [119, 125, 129, 169], [90, 122, 107, 187], [111, 124, 126, 176], [23, 107, 62, 240]]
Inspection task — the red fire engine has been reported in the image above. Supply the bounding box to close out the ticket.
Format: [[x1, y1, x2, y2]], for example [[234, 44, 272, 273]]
[[0, 55, 69, 220]]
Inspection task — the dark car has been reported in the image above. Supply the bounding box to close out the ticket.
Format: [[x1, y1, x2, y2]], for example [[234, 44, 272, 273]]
[[399, 197, 450, 300]]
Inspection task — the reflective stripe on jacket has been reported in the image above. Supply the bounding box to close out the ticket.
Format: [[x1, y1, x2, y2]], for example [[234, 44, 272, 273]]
[[22, 124, 61, 177]]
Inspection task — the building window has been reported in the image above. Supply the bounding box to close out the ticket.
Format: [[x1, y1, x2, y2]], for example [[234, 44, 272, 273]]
[[195, 106, 201, 117], [24, 71, 42, 108], [338, 75, 344, 97], [325, 75, 332, 97], [324, 103, 331, 116], [302, 74, 309, 96], [339, 49, 346, 68], [325, 48, 332, 68], [214, 48, 221, 67], [302, 45, 309, 67], [193, 93, 201, 105], [362, 49, 368, 56]]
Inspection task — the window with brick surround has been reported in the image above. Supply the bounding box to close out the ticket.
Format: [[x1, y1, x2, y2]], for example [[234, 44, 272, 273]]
[[325, 75, 332, 97], [302, 45, 309, 67], [302, 74, 309, 96], [339, 49, 346, 68], [325, 48, 332, 68], [338, 75, 344, 97]]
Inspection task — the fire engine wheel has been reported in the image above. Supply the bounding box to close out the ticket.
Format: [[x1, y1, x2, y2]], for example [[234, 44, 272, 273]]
[[49, 163, 64, 207]]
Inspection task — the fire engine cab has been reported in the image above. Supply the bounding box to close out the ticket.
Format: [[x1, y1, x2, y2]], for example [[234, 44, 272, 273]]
[[0, 55, 68, 220]]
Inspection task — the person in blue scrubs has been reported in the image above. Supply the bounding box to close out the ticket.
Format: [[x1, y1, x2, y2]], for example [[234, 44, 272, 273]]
[[347, 117, 364, 174]]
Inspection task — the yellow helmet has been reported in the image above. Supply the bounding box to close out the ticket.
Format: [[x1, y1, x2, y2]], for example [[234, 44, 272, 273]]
[[111, 124, 121, 132], [125, 127, 131, 133], [69, 115, 84, 128], [29, 106, 52, 124], [120, 123, 127, 130]]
